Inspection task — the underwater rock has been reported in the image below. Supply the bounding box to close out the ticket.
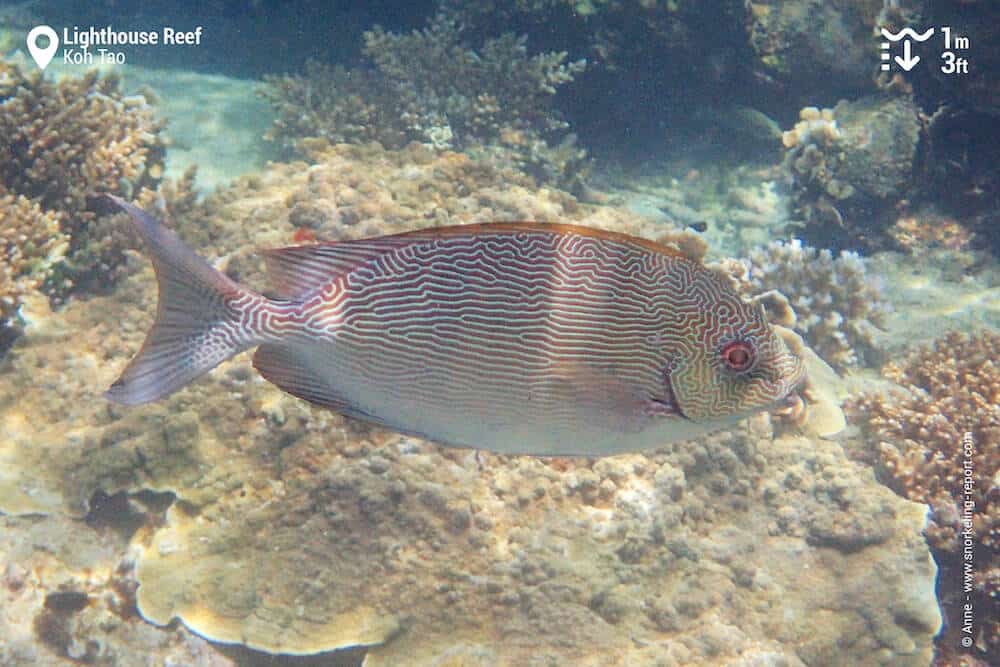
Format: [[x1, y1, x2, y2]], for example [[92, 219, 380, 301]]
[[902, 1, 1000, 257], [746, 0, 882, 104], [783, 97, 923, 252], [0, 143, 940, 664], [911, 0, 1000, 118], [918, 106, 1000, 256]]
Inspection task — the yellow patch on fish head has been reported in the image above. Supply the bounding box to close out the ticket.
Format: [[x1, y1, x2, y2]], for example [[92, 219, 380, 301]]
[[666, 288, 806, 423]]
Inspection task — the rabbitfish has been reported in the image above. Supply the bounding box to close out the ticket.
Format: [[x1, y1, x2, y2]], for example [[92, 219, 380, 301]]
[[102, 196, 805, 456]]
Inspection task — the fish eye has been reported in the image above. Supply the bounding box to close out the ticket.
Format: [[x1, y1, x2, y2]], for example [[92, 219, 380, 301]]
[[720, 340, 756, 374]]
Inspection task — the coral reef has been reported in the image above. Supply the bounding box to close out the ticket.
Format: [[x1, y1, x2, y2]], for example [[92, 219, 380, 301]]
[[746, 0, 881, 104], [782, 97, 922, 251], [0, 511, 235, 667], [848, 331, 999, 661], [912, 0, 1000, 117], [205, 141, 706, 292], [740, 239, 889, 371], [135, 165, 203, 229], [0, 192, 68, 354], [259, 15, 586, 189], [0, 60, 166, 297], [887, 209, 975, 256], [0, 143, 940, 664]]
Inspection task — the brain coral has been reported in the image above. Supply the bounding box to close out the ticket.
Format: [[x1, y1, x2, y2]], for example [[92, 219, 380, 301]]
[[742, 239, 889, 371], [849, 330, 1000, 660]]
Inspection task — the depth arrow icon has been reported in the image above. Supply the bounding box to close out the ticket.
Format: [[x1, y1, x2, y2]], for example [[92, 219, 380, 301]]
[[895, 40, 920, 71]]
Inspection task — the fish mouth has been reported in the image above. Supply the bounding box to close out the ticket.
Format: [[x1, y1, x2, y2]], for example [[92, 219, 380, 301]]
[[766, 365, 808, 416]]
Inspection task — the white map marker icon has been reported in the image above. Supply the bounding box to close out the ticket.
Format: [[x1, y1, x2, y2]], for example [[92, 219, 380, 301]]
[[27, 25, 59, 70]]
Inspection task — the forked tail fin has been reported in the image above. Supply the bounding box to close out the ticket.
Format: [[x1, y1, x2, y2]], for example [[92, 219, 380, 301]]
[[100, 195, 262, 405]]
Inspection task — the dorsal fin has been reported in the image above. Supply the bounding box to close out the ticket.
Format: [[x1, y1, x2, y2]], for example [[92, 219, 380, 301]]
[[262, 222, 696, 300], [378, 222, 695, 261], [260, 240, 400, 299]]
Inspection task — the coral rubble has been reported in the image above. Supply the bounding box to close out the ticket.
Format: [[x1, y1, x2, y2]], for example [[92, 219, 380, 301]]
[[849, 331, 1000, 661], [741, 239, 889, 371], [258, 15, 587, 190]]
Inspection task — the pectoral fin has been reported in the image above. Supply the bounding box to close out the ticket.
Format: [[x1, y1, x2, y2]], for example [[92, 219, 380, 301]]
[[548, 359, 675, 431]]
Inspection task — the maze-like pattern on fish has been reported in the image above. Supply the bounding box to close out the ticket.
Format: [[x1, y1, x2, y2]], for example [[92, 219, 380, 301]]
[[240, 228, 800, 445]]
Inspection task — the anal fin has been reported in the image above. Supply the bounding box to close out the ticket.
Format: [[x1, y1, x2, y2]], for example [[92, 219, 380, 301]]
[[253, 344, 377, 422]]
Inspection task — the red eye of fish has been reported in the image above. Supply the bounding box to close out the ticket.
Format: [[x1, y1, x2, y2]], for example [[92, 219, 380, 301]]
[[721, 340, 756, 373]]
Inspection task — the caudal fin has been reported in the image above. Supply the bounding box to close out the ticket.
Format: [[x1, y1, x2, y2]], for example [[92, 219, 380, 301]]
[[101, 195, 260, 405]]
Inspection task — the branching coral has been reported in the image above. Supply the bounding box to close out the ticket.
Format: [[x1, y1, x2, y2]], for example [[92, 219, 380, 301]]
[[848, 330, 1000, 659], [0, 66, 164, 214], [0, 191, 68, 353], [741, 239, 889, 371], [0, 61, 166, 297], [135, 166, 203, 229], [259, 61, 402, 150], [258, 14, 587, 188]]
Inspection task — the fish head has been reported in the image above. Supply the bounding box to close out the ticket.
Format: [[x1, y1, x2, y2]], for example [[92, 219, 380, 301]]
[[665, 287, 806, 425]]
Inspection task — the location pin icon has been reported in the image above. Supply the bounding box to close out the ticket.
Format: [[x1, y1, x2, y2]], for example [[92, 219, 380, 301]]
[[27, 25, 59, 70]]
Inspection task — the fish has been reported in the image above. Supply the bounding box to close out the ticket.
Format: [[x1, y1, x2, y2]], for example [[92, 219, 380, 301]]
[[100, 195, 805, 456]]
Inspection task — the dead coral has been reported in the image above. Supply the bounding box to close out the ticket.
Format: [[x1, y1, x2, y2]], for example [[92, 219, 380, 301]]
[[848, 330, 1000, 660], [258, 14, 587, 189], [741, 239, 889, 371]]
